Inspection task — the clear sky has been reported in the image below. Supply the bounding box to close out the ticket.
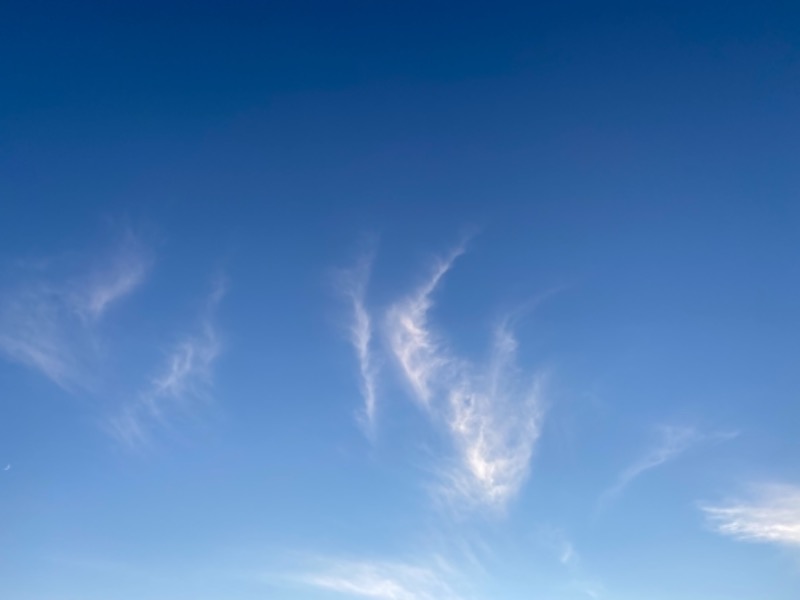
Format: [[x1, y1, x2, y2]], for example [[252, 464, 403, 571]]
[[2, 2, 800, 599]]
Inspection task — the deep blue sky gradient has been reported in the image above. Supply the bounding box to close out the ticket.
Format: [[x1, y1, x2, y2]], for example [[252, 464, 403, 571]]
[[2, 2, 800, 599]]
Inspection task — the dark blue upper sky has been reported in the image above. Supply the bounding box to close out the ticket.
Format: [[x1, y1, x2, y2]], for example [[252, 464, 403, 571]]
[[3, 2, 799, 265], [4, 2, 799, 233]]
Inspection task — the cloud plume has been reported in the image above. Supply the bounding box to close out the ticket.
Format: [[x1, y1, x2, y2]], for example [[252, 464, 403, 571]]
[[439, 323, 545, 510], [702, 483, 800, 547]]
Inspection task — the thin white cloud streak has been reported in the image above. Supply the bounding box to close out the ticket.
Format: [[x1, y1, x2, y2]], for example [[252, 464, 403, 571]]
[[106, 279, 225, 448], [75, 234, 151, 321], [0, 237, 150, 390], [339, 254, 379, 434], [702, 484, 800, 547], [297, 558, 465, 600], [385, 245, 465, 409], [599, 426, 737, 508], [600, 425, 699, 506], [384, 245, 545, 512]]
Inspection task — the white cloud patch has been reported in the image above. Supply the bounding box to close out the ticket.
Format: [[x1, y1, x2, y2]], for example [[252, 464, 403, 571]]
[[0, 236, 150, 390], [438, 324, 546, 511], [702, 483, 800, 547], [297, 557, 465, 600], [380, 244, 545, 512], [599, 425, 737, 508], [106, 279, 225, 449]]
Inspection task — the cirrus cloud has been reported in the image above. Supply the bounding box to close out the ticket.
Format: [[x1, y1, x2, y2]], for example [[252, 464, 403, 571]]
[[341, 240, 546, 512], [0, 233, 151, 390], [702, 483, 800, 548], [295, 556, 465, 600], [105, 278, 226, 449]]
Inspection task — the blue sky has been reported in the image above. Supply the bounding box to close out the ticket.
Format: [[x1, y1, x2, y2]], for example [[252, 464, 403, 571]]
[[2, 2, 800, 599]]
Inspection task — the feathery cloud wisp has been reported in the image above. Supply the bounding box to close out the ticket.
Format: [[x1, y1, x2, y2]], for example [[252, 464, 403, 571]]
[[0, 283, 82, 389], [599, 426, 737, 508], [106, 279, 225, 448], [339, 253, 379, 433], [383, 244, 545, 511], [297, 557, 464, 600], [0, 237, 151, 390], [75, 235, 151, 321], [385, 245, 465, 409], [702, 483, 800, 547]]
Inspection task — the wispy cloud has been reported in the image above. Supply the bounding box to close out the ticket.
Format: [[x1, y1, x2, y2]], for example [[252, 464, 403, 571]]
[[338, 251, 379, 434], [0, 282, 83, 389], [382, 243, 545, 512], [439, 323, 546, 511], [0, 235, 151, 390], [558, 538, 579, 567], [702, 483, 800, 547], [536, 526, 607, 598], [599, 425, 737, 508], [296, 557, 465, 600], [73, 232, 151, 321], [600, 425, 699, 506], [106, 278, 226, 449], [385, 244, 465, 409]]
